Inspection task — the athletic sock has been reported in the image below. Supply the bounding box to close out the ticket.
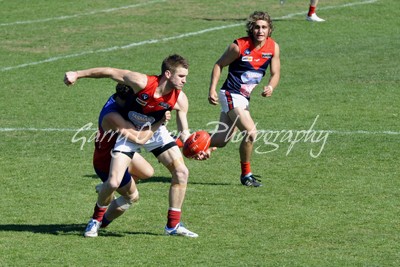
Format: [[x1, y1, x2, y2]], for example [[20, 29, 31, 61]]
[[240, 161, 251, 176], [92, 203, 108, 222], [308, 5, 316, 16], [100, 215, 112, 228], [167, 208, 181, 228]]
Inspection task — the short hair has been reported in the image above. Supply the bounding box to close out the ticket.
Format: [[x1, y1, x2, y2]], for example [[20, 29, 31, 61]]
[[115, 83, 133, 100], [161, 54, 189, 75], [246, 11, 274, 37]]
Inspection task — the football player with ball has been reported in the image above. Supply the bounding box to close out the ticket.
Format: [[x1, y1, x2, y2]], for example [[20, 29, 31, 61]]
[[65, 54, 209, 238]]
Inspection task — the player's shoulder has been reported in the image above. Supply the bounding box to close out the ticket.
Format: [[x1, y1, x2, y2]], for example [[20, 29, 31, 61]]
[[174, 90, 188, 111], [235, 36, 251, 46]]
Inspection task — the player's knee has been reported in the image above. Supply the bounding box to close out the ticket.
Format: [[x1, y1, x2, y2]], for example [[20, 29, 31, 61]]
[[116, 190, 139, 211], [172, 165, 189, 185], [210, 134, 229, 148], [244, 130, 258, 143], [141, 167, 155, 179], [104, 179, 120, 192]]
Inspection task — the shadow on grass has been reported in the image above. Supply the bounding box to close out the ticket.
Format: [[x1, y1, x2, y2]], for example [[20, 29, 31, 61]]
[[83, 174, 99, 179], [83, 174, 232, 186], [138, 176, 232, 186], [0, 224, 161, 237]]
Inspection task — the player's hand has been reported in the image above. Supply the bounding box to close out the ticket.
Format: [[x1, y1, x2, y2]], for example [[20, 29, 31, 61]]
[[163, 111, 171, 123], [64, 71, 78, 86], [261, 85, 274, 97], [193, 147, 217, 160], [208, 90, 219, 105]]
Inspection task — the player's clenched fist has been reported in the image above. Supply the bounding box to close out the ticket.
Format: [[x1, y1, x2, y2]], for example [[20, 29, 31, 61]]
[[64, 71, 78, 86], [261, 85, 274, 97]]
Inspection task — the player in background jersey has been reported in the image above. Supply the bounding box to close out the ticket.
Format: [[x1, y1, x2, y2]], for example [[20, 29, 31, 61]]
[[208, 11, 281, 187], [64, 54, 205, 238], [306, 0, 325, 22]]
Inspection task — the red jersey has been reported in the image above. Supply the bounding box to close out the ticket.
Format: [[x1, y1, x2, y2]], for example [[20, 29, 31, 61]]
[[124, 75, 181, 128], [222, 36, 275, 99]]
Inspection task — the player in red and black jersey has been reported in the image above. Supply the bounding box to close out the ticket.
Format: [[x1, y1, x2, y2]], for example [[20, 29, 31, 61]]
[[208, 11, 281, 187], [64, 54, 202, 238]]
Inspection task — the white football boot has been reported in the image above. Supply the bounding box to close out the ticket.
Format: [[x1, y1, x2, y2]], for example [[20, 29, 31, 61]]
[[306, 13, 325, 22], [164, 223, 198, 238], [84, 219, 102, 237]]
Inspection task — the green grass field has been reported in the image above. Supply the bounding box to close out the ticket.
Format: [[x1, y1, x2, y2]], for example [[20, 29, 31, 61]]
[[1, 0, 399, 266]]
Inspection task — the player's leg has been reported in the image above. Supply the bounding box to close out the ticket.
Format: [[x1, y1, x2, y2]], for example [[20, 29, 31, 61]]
[[101, 176, 139, 228], [156, 146, 197, 237], [209, 111, 237, 148], [157, 146, 188, 217], [84, 152, 132, 237], [98, 152, 132, 206], [307, 0, 325, 22], [227, 107, 262, 187], [145, 126, 197, 237], [128, 152, 155, 182], [210, 90, 239, 148]]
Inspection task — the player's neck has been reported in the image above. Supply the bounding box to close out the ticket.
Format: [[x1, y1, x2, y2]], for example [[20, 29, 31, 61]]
[[253, 39, 266, 50], [156, 78, 173, 97]]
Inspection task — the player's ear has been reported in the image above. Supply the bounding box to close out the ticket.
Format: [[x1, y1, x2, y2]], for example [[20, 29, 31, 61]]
[[165, 69, 172, 79]]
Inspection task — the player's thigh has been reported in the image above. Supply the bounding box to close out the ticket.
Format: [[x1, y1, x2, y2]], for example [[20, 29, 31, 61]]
[[211, 112, 236, 144], [128, 152, 154, 179], [157, 146, 187, 176], [107, 152, 132, 187], [228, 108, 257, 134]]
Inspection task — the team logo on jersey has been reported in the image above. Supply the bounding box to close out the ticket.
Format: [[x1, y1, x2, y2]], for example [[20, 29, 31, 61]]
[[141, 94, 149, 100], [262, 53, 272, 59], [158, 102, 171, 109], [244, 49, 251, 55], [241, 71, 263, 84], [128, 111, 155, 128], [242, 56, 253, 62]]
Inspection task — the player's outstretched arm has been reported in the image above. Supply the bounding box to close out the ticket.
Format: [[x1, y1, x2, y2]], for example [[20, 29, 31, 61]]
[[64, 68, 147, 92]]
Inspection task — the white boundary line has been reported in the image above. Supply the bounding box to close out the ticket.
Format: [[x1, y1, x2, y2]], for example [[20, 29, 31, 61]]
[[0, 0, 378, 72], [0, 127, 398, 135], [0, 0, 167, 27]]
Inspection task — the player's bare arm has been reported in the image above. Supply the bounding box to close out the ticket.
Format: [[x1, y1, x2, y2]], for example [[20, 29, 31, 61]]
[[262, 42, 281, 97], [173, 92, 191, 142], [102, 111, 171, 145], [208, 43, 240, 105], [64, 68, 148, 93]]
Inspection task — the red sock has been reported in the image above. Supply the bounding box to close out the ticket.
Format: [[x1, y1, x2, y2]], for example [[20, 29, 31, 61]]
[[91, 203, 107, 221], [240, 161, 251, 176], [308, 5, 316, 16], [167, 208, 181, 228]]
